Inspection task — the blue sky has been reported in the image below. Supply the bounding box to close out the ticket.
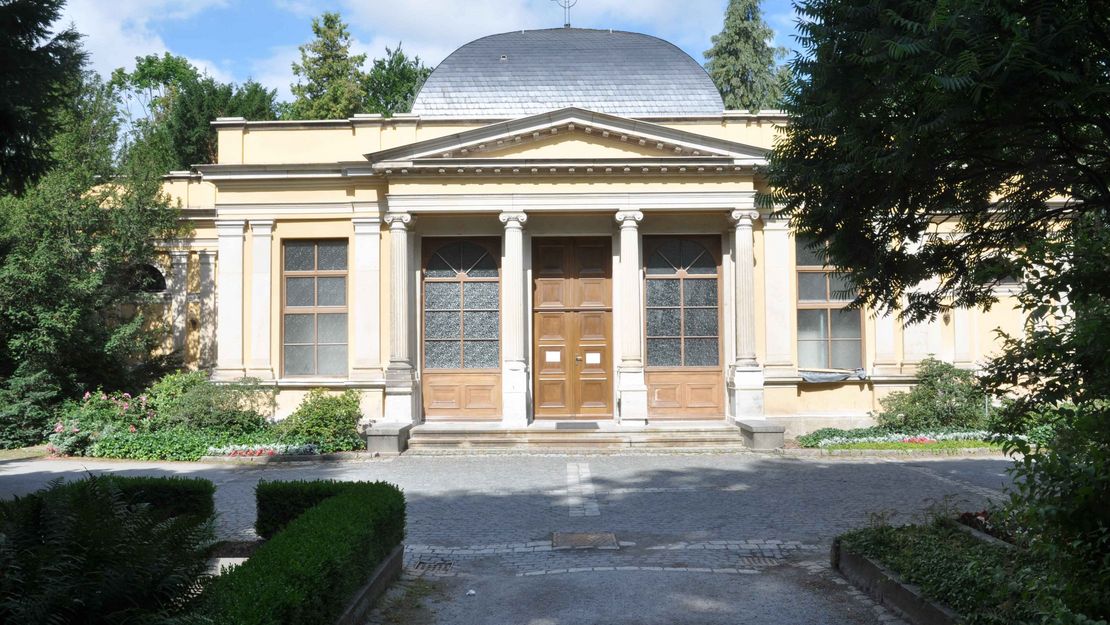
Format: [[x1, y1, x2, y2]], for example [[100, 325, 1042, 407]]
[[59, 0, 801, 101]]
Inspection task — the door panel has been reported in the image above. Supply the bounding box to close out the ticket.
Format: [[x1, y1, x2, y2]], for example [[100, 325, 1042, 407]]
[[533, 237, 613, 419]]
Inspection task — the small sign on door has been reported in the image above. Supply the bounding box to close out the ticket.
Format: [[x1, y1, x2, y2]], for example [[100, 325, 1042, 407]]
[[545, 350, 561, 363], [585, 352, 601, 365]]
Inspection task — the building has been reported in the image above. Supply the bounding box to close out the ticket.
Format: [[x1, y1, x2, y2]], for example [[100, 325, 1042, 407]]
[[159, 27, 1021, 450]]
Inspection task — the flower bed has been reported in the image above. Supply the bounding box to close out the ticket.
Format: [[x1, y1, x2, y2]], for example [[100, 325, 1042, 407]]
[[206, 443, 320, 458], [796, 426, 991, 449]]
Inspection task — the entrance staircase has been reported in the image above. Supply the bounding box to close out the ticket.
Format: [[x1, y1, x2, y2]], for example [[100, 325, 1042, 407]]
[[405, 421, 751, 453]]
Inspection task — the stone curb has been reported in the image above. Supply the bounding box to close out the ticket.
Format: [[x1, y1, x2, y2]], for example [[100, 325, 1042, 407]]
[[783, 447, 1007, 458], [831, 538, 962, 625], [335, 544, 405, 625]]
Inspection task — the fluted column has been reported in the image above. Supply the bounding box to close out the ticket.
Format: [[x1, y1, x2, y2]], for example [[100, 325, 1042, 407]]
[[168, 250, 189, 355], [500, 212, 529, 426], [246, 220, 273, 378], [214, 220, 245, 379], [351, 217, 383, 380], [615, 210, 648, 424], [382, 212, 416, 424], [729, 208, 764, 419]]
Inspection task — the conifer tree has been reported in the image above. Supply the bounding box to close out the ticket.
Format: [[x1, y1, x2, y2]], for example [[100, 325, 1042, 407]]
[[289, 12, 367, 119], [704, 0, 789, 111]]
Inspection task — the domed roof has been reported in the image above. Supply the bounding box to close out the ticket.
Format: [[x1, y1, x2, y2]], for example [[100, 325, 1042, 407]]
[[411, 28, 723, 118]]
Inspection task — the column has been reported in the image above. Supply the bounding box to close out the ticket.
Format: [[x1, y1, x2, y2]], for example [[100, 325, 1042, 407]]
[[500, 212, 530, 426], [168, 250, 189, 355], [246, 220, 273, 378], [761, 217, 794, 376], [729, 209, 764, 418], [351, 217, 384, 380], [382, 212, 416, 424], [214, 220, 245, 379], [197, 250, 217, 369], [615, 210, 648, 425]]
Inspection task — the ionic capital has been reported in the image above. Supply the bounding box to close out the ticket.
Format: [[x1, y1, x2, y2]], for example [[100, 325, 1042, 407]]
[[499, 211, 528, 228], [729, 209, 761, 227], [384, 212, 413, 229], [615, 210, 644, 227]]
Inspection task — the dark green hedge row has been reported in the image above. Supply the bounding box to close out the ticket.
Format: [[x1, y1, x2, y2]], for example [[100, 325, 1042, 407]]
[[46, 474, 215, 523], [199, 481, 405, 625]]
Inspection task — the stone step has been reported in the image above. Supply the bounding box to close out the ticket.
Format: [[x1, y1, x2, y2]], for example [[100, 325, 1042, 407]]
[[406, 426, 749, 451]]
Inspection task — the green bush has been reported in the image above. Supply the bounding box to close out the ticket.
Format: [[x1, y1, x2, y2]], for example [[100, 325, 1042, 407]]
[[99, 475, 216, 522], [255, 479, 354, 539], [0, 370, 60, 449], [198, 481, 404, 625], [876, 358, 988, 430], [89, 427, 293, 461], [841, 521, 1106, 624], [0, 475, 214, 625], [147, 371, 275, 434], [276, 389, 364, 453]]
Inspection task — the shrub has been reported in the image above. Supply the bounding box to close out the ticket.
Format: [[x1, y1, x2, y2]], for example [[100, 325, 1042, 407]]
[[276, 389, 364, 453], [47, 389, 155, 455], [89, 427, 293, 462], [198, 481, 405, 625], [876, 358, 988, 430], [0, 370, 60, 449], [0, 475, 214, 624], [147, 371, 275, 434], [256, 479, 354, 539]]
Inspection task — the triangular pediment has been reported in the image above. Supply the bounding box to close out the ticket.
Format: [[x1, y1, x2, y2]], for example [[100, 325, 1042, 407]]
[[365, 107, 767, 168]]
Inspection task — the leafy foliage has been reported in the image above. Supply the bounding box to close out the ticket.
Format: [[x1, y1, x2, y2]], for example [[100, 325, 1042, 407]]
[[363, 44, 431, 117], [0, 475, 214, 625], [290, 12, 367, 119], [876, 358, 987, 430], [704, 0, 789, 111], [146, 372, 274, 434], [842, 521, 1106, 624], [275, 388, 363, 453], [0, 370, 59, 448], [255, 479, 359, 539], [0, 0, 86, 194], [198, 481, 405, 625]]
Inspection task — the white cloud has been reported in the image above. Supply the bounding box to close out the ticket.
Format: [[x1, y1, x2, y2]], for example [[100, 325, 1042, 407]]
[[58, 0, 228, 78], [247, 44, 301, 102]]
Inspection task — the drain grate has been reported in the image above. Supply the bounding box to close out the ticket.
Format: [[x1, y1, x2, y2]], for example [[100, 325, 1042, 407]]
[[552, 532, 619, 550], [412, 560, 453, 573], [737, 556, 782, 567]]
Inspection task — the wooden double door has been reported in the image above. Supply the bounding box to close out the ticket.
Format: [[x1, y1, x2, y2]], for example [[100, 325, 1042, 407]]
[[533, 238, 613, 420]]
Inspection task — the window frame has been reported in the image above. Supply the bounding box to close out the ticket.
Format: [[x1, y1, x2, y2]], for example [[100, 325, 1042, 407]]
[[281, 239, 350, 378], [643, 235, 723, 370], [795, 239, 865, 371], [420, 237, 502, 372]]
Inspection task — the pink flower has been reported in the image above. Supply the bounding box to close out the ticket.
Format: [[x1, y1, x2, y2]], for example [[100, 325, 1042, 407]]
[[54, 422, 64, 433], [121, 402, 129, 410], [83, 391, 91, 400], [122, 392, 131, 399], [71, 426, 80, 433], [129, 425, 137, 433]]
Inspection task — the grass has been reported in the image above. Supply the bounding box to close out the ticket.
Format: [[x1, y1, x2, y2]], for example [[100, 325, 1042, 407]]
[[825, 439, 1002, 451], [0, 445, 48, 461]]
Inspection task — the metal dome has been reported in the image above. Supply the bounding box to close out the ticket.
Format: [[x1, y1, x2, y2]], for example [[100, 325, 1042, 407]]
[[410, 28, 724, 118]]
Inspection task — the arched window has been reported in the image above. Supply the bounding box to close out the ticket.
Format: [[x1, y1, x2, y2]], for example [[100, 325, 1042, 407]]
[[130, 264, 167, 293], [422, 240, 500, 369], [644, 238, 720, 367]]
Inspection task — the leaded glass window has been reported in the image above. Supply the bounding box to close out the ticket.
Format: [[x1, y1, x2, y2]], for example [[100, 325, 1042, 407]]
[[645, 237, 721, 368], [796, 236, 863, 369], [422, 239, 500, 369], [283, 240, 348, 376]]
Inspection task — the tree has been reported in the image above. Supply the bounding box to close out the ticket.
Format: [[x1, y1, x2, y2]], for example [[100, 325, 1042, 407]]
[[364, 44, 431, 117], [767, 0, 1110, 614], [0, 0, 85, 195], [113, 54, 281, 169], [704, 0, 789, 111], [290, 12, 367, 119], [0, 72, 185, 446]]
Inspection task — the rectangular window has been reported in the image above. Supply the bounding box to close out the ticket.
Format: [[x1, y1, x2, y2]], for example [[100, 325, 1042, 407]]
[[282, 240, 348, 377], [644, 237, 721, 368], [796, 237, 862, 370], [422, 239, 500, 370]]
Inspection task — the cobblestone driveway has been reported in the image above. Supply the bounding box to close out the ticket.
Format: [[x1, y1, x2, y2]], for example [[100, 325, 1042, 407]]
[[0, 452, 1014, 624]]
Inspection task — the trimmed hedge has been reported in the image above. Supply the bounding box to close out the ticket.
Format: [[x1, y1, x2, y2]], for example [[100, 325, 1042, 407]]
[[199, 481, 404, 625], [47, 474, 215, 523], [255, 479, 354, 539]]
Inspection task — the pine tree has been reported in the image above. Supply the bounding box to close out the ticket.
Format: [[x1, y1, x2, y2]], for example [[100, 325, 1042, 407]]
[[289, 12, 367, 119], [364, 44, 431, 117], [704, 0, 788, 112]]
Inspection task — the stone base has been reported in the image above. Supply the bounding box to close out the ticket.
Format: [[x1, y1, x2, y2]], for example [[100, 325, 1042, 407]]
[[737, 419, 785, 450], [364, 424, 412, 455], [729, 366, 765, 418], [616, 367, 649, 426], [502, 363, 530, 427]]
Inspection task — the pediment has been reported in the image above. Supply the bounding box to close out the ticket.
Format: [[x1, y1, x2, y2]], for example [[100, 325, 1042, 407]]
[[365, 107, 767, 170]]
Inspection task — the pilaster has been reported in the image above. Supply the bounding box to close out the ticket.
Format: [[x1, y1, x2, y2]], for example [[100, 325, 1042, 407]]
[[197, 250, 217, 369], [499, 211, 529, 427], [213, 220, 245, 379], [615, 210, 648, 425], [351, 217, 384, 381], [246, 220, 274, 378], [168, 250, 189, 355], [762, 216, 795, 377]]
